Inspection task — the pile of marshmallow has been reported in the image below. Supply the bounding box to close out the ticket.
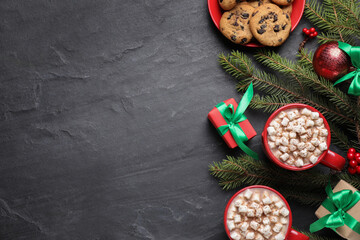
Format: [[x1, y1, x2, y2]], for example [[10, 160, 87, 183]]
[[267, 108, 328, 167], [227, 188, 289, 240]]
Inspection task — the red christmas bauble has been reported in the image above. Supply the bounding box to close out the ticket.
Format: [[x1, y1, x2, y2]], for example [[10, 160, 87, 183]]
[[312, 41, 351, 82]]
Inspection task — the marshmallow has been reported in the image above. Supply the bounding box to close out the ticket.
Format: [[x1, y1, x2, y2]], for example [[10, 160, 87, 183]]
[[301, 108, 311, 116], [234, 199, 243, 207], [315, 118, 324, 126], [263, 205, 272, 215], [230, 205, 237, 213], [262, 196, 272, 205], [293, 151, 299, 158], [239, 205, 248, 213], [273, 209, 280, 216], [278, 112, 286, 119], [267, 127, 276, 136], [274, 233, 285, 240], [281, 117, 289, 126], [269, 135, 276, 142], [252, 193, 261, 203], [251, 202, 260, 209], [234, 214, 241, 223], [287, 159, 295, 166], [313, 129, 319, 138], [275, 201, 283, 209], [287, 111, 297, 120], [268, 142, 276, 149], [263, 225, 272, 239], [300, 134, 308, 142], [305, 120, 315, 128], [280, 207, 289, 217], [280, 217, 288, 224], [244, 189, 253, 199], [282, 131, 289, 138], [228, 210, 236, 219], [250, 220, 260, 231], [273, 223, 283, 233], [246, 232, 255, 240], [290, 139, 299, 146], [270, 216, 278, 223], [310, 155, 318, 164], [299, 149, 308, 158], [228, 220, 236, 230], [311, 112, 320, 119], [293, 125, 302, 133], [297, 142, 305, 150], [275, 138, 281, 146], [276, 132, 282, 137], [314, 148, 322, 157], [319, 142, 328, 151], [297, 117, 306, 126], [320, 129, 328, 137], [256, 208, 263, 217], [262, 217, 270, 225], [247, 209, 255, 217], [270, 121, 281, 128], [307, 129, 313, 137], [279, 146, 289, 153], [289, 131, 296, 139], [271, 195, 280, 203], [280, 137, 289, 146], [288, 144, 296, 152], [240, 222, 249, 231], [310, 138, 320, 146], [279, 153, 290, 162], [305, 142, 316, 151], [230, 231, 241, 240], [295, 159, 304, 167]]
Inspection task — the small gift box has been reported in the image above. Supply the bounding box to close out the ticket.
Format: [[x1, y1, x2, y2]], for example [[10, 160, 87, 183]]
[[310, 180, 360, 239], [208, 83, 257, 159]]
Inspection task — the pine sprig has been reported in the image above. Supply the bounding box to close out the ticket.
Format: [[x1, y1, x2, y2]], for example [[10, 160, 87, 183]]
[[250, 94, 292, 113], [293, 228, 341, 240]]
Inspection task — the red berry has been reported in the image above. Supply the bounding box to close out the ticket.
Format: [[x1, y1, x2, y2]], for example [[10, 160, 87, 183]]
[[356, 152, 360, 158], [349, 167, 357, 174], [349, 160, 358, 167], [349, 148, 356, 153], [305, 30, 310, 35], [310, 33, 315, 38], [348, 152, 355, 160], [356, 155, 360, 163], [312, 32, 318, 37], [357, 166, 360, 174], [310, 27, 316, 33], [302, 28, 308, 33]]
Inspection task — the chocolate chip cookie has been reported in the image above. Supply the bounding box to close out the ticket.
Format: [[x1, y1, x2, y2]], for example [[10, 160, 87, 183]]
[[250, 3, 291, 46], [271, 0, 293, 6], [219, 4, 255, 44], [219, 0, 237, 10]]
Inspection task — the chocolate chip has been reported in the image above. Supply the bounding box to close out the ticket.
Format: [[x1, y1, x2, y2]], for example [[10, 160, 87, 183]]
[[260, 24, 267, 29], [231, 35, 237, 41], [227, 13, 234, 20], [241, 13, 249, 19], [278, 38, 283, 42], [273, 14, 278, 22], [220, 0, 223, 2], [233, 21, 239, 26], [259, 18, 265, 24], [247, 20, 250, 24], [241, 25, 244, 30], [252, 11, 259, 17], [273, 25, 280, 32], [257, 29, 266, 34], [241, 38, 247, 44], [286, 14, 289, 19], [282, 24, 287, 30], [287, 0, 291, 2]]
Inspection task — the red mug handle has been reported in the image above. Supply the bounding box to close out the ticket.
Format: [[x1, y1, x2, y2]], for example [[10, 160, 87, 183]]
[[320, 149, 345, 171], [287, 228, 309, 240]]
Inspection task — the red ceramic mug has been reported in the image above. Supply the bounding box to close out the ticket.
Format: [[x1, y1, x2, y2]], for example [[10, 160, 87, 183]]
[[224, 185, 309, 240], [262, 103, 345, 171]]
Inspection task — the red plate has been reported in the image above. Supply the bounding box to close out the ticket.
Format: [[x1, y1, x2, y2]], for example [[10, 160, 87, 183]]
[[208, 0, 305, 47]]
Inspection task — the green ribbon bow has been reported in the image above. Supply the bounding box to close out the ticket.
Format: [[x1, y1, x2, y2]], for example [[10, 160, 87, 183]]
[[333, 41, 360, 96], [215, 83, 258, 160], [310, 182, 360, 234]]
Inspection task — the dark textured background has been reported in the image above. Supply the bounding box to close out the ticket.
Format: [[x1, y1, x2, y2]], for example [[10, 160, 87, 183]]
[[0, 0, 341, 239]]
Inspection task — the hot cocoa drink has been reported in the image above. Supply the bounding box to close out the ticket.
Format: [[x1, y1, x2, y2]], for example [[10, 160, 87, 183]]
[[226, 188, 289, 240], [266, 108, 328, 168]]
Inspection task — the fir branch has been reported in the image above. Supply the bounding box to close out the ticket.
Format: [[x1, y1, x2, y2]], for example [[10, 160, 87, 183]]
[[280, 188, 325, 206], [250, 94, 292, 113], [328, 122, 352, 150], [337, 173, 360, 189]]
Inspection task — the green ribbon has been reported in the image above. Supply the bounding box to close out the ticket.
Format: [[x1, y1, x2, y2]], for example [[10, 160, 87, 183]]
[[310, 182, 360, 235], [215, 83, 258, 160], [333, 41, 360, 96]]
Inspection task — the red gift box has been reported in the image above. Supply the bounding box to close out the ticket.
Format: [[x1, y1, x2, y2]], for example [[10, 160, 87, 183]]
[[208, 98, 257, 148]]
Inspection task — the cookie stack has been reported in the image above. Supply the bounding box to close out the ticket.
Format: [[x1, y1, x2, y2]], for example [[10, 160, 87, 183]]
[[219, 0, 293, 46]]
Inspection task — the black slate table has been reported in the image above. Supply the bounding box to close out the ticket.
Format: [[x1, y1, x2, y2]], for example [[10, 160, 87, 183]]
[[0, 0, 341, 239]]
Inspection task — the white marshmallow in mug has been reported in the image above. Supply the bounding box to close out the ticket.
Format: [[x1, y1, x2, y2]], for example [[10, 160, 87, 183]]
[[252, 193, 260, 203], [263, 205, 272, 215], [289, 131, 296, 139], [315, 118, 323, 126], [274, 233, 285, 240], [275, 201, 283, 209], [305, 119, 315, 128], [287, 111, 297, 120], [267, 127, 276, 136], [244, 189, 253, 199], [255, 234, 264, 240], [256, 208, 263, 217], [289, 145, 297, 152], [246, 232, 255, 240], [320, 129, 328, 137], [262, 217, 270, 225], [278, 111, 286, 119], [310, 155, 318, 164], [280, 153, 290, 161], [240, 222, 249, 231], [314, 148, 322, 157], [247, 209, 255, 217], [234, 214, 241, 223], [250, 220, 260, 230], [239, 205, 248, 213], [262, 196, 272, 205], [268, 141, 276, 149], [311, 112, 320, 120], [270, 216, 278, 223], [290, 139, 299, 146], [269, 135, 276, 142], [301, 108, 311, 116], [281, 117, 289, 126], [282, 131, 289, 138], [280, 217, 288, 224], [300, 149, 308, 158], [305, 142, 316, 151], [230, 231, 241, 240], [280, 137, 289, 146], [273, 223, 283, 233], [280, 207, 289, 217], [228, 220, 236, 230], [297, 142, 306, 150], [295, 159, 304, 167], [279, 146, 289, 153], [310, 138, 320, 146], [319, 142, 328, 151]]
